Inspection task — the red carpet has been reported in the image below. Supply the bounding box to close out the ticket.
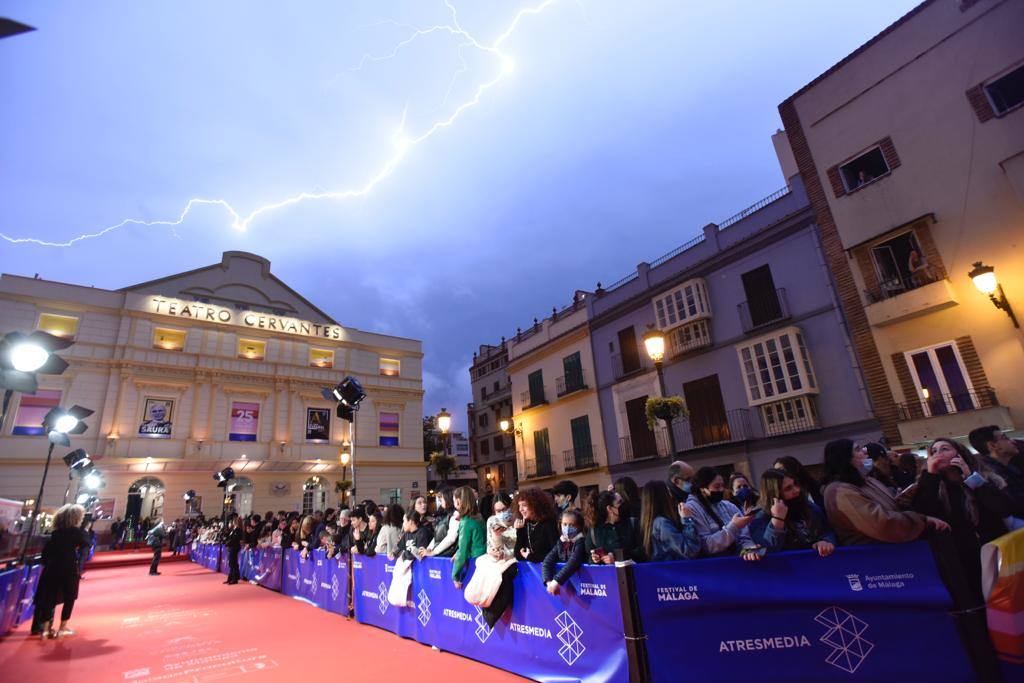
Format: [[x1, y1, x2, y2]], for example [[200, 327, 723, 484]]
[[85, 549, 188, 569], [0, 561, 525, 683]]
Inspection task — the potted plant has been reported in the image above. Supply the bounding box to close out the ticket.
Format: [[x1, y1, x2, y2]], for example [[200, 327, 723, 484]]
[[429, 452, 457, 482], [645, 396, 687, 430]]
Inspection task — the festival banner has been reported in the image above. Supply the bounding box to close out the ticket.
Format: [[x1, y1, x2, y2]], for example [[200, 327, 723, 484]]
[[283, 549, 318, 603], [311, 550, 349, 615], [239, 548, 256, 581], [633, 543, 973, 683], [16, 565, 42, 625], [201, 544, 221, 572], [229, 401, 260, 441], [138, 397, 174, 439], [351, 554, 417, 638], [410, 557, 628, 682], [255, 547, 283, 591], [305, 407, 331, 442], [0, 566, 24, 636]]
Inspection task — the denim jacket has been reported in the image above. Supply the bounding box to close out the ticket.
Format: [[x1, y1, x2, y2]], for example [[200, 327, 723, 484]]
[[683, 495, 756, 556], [649, 516, 700, 562]]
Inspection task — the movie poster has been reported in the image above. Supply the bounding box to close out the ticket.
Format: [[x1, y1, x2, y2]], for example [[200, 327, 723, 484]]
[[229, 401, 260, 441], [138, 398, 174, 439], [306, 407, 331, 442]]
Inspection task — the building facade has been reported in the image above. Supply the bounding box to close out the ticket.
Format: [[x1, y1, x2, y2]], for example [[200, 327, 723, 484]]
[[467, 342, 517, 493], [586, 176, 878, 482], [508, 303, 612, 497], [0, 251, 425, 527], [779, 0, 1024, 449], [427, 430, 476, 490]]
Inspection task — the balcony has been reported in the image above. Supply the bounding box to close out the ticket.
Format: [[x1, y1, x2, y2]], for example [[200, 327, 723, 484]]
[[738, 288, 790, 333], [522, 453, 554, 479], [864, 277, 957, 327], [618, 427, 671, 463], [556, 370, 589, 397], [758, 396, 820, 437], [562, 444, 601, 472], [667, 319, 713, 358], [520, 389, 548, 410], [672, 409, 752, 450], [611, 351, 652, 381], [896, 387, 1011, 445]]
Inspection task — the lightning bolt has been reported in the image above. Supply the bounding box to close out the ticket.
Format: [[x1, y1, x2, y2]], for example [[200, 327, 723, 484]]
[[1, 0, 563, 249]]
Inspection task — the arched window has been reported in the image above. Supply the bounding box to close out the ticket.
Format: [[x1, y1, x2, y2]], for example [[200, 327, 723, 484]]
[[227, 477, 254, 516], [127, 477, 165, 525], [302, 476, 329, 515]]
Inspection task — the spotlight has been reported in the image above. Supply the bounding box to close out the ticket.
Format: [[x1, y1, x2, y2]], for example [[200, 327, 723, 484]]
[[322, 376, 366, 412], [183, 489, 196, 501], [76, 492, 91, 505], [43, 405, 93, 446], [0, 330, 72, 394], [63, 448, 92, 472], [214, 467, 235, 488]]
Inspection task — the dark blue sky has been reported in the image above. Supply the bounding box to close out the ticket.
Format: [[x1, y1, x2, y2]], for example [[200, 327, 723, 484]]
[[0, 1, 919, 430]]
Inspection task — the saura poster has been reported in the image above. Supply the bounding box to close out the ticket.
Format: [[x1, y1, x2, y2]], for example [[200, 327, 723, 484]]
[[139, 398, 174, 438]]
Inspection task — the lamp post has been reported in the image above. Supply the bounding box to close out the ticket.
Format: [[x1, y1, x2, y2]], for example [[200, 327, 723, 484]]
[[340, 445, 351, 504], [969, 262, 1019, 328], [643, 327, 677, 457], [322, 376, 366, 501], [499, 417, 523, 487]]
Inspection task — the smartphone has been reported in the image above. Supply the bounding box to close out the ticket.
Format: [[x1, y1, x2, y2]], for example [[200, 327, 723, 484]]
[[593, 547, 607, 559]]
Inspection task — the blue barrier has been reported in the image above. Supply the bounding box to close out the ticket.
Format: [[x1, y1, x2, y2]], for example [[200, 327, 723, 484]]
[[313, 551, 349, 616], [351, 554, 417, 638], [239, 547, 256, 581], [256, 547, 283, 591], [0, 566, 25, 636], [633, 542, 974, 683], [15, 564, 42, 626]]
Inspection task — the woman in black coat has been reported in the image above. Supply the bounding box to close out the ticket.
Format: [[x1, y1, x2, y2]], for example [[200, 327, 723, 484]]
[[34, 504, 90, 639]]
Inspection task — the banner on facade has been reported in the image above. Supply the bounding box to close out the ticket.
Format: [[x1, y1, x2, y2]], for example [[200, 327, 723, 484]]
[[229, 402, 259, 441], [305, 408, 331, 443], [633, 542, 973, 683], [138, 398, 174, 439]]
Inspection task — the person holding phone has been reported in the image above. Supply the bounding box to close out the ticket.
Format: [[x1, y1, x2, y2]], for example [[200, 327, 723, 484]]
[[585, 490, 643, 564], [750, 469, 836, 556], [684, 467, 762, 560]]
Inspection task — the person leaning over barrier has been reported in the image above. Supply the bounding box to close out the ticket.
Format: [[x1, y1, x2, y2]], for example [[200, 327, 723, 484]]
[[584, 489, 644, 564], [750, 469, 835, 557], [685, 467, 762, 561], [822, 439, 949, 545], [666, 460, 695, 505], [513, 488, 560, 563], [424, 487, 459, 558], [542, 509, 587, 594], [451, 485, 486, 589], [375, 504, 404, 557], [773, 456, 825, 510], [639, 480, 700, 562], [349, 506, 376, 556]]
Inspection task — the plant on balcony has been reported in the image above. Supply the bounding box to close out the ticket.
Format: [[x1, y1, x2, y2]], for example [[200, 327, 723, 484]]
[[645, 396, 687, 431], [429, 452, 458, 481], [334, 479, 352, 503]]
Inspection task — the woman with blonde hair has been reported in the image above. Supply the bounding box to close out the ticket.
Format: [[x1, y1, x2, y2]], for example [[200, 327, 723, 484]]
[[33, 504, 90, 639]]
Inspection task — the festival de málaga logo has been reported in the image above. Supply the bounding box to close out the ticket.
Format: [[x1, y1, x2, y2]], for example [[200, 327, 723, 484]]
[[578, 581, 607, 598], [656, 584, 700, 602]]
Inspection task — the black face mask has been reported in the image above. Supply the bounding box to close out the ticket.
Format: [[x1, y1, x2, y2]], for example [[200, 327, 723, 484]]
[[707, 491, 724, 504], [785, 495, 806, 515]]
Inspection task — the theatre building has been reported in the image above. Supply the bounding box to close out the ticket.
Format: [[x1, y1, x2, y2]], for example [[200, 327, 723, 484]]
[[0, 251, 425, 527]]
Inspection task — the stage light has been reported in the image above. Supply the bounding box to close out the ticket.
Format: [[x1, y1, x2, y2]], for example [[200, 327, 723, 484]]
[[42, 405, 93, 446], [10, 343, 48, 372], [0, 330, 72, 395], [322, 376, 366, 409], [214, 467, 236, 488], [63, 448, 92, 471], [82, 471, 102, 490], [76, 492, 91, 505], [183, 489, 196, 501]]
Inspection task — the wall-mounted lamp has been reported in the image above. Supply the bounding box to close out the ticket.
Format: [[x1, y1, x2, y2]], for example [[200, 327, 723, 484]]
[[196, 438, 205, 451], [498, 418, 522, 437], [278, 440, 287, 453], [969, 261, 1019, 328]]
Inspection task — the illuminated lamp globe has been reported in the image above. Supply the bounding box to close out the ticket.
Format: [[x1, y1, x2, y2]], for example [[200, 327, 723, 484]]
[[10, 343, 49, 372], [436, 408, 452, 434], [83, 472, 102, 490], [54, 414, 79, 434], [968, 262, 998, 295], [76, 493, 91, 505], [499, 418, 510, 433], [643, 328, 666, 364]]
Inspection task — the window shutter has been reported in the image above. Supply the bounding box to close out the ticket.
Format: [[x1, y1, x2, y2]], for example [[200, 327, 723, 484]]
[[954, 336, 990, 393], [826, 165, 846, 198], [890, 352, 921, 419], [965, 84, 996, 123], [878, 137, 901, 171]]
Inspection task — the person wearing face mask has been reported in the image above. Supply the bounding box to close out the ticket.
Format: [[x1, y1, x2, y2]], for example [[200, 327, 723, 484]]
[[542, 509, 587, 594], [423, 487, 460, 558], [822, 439, 949, 545], [584, 490, 643, 563], [666, 461, 695, 505], [728, 473, 760, 513], [685, 467, 762, 560], [863, 442, 900, 495], [750, 469, 836, 556], [639, 481, 700, 562], [463, 493, 519, 627], [551, 480, 579, 513]]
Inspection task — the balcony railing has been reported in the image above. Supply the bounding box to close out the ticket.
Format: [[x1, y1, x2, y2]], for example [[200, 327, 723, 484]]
[[520, 389, 547, 410], [667, 319, 713, 358], [738, 288, 790, 332], [864, 269, 944, 304], [562, 444, 601, 472], [672, 409, 752, 451], [611, 350, 652, 381], [618, 427, 670, 462], [758, 397, 820, 437], [523, 454, 554, 479], [556, 370, 589, 397], [896, 387, 998, 421]]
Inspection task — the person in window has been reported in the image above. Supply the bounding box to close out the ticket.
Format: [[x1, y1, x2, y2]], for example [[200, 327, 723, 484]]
[[728, 473, 759, 513], [751, 469, 835, 556], [584, 490, 643, 563], [639, 481, 699, 562], [451, 486, 486, 589], [856, 169, 874, 187], [513, 488, 560, 562], [969, 425, 1024, 518], [822, 439, 948, 544], [543, 509, 587, 593], [907, 248, 930, 287], [773, 456, 825, 509], [685, 467, 761, 560]]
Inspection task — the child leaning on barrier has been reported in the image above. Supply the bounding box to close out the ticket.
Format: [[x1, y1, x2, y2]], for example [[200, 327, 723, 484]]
[[542, 509, 586, 594]]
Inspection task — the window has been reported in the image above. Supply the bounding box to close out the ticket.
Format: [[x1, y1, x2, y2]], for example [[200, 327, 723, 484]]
[[228, 401, 260, 441], [740, 265, 784, 329], [492, 435, 503, 452], [12, 389, 61, 435], [615, 326, 642, 377], [985, 64, 1024, 115], [527, 370, 545, 406], [651, 278, 711, 331], [379, 358, 401, 376], [868, 230, 940, 300], [153, 328, 186, 351], [839, 147, 889, 191], [481, 387, 488, 401], [736, 326, 817, 407], [302, 476, 327, 514], [379, 411, 400, 447], [481, 439, 491, 456], [532, 428, 552, 476], [38, 313, 78, 339], [379, 488, 401, 505], [904, 342, 977, 417], [310, 348, 334, 368], [238, 339, 266, 360], [760, 396, 819, 436], [569, 415, 594, 468], [493, 380, 500, 392], [478, 413, 489, 428], [559, 352, 585, 396]]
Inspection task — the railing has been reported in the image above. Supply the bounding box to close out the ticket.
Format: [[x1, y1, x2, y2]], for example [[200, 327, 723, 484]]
[[864, 269, 944, 304], [672, 408, 752, 451], [738, 287, 790, 332], [611, 351, 652, 381], [555, 370, 588, 397], [520, 389, 547, 409], [758, 398, 821, 437], [649, 233, 706, 269], [618, 427, 670, 462], [562, 444, 601, 472], [896, 387, 999, 421], [718, 186, 791, 230], [667, 319, 713, 357], [523, 455, 554, 478]]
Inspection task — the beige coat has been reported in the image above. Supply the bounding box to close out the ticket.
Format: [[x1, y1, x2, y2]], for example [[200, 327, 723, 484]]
[[824, 478, 926, 545]]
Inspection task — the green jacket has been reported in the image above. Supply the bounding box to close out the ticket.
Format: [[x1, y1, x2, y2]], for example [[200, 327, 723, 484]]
[[451, 514, 486, 581]]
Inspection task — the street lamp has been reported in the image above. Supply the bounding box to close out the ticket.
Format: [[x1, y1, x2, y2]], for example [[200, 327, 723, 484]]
[[437, 408, 452, 457], [339, 444, 351, 503], [643, 326, 677, 457], [969, 261, 1019, 328]]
